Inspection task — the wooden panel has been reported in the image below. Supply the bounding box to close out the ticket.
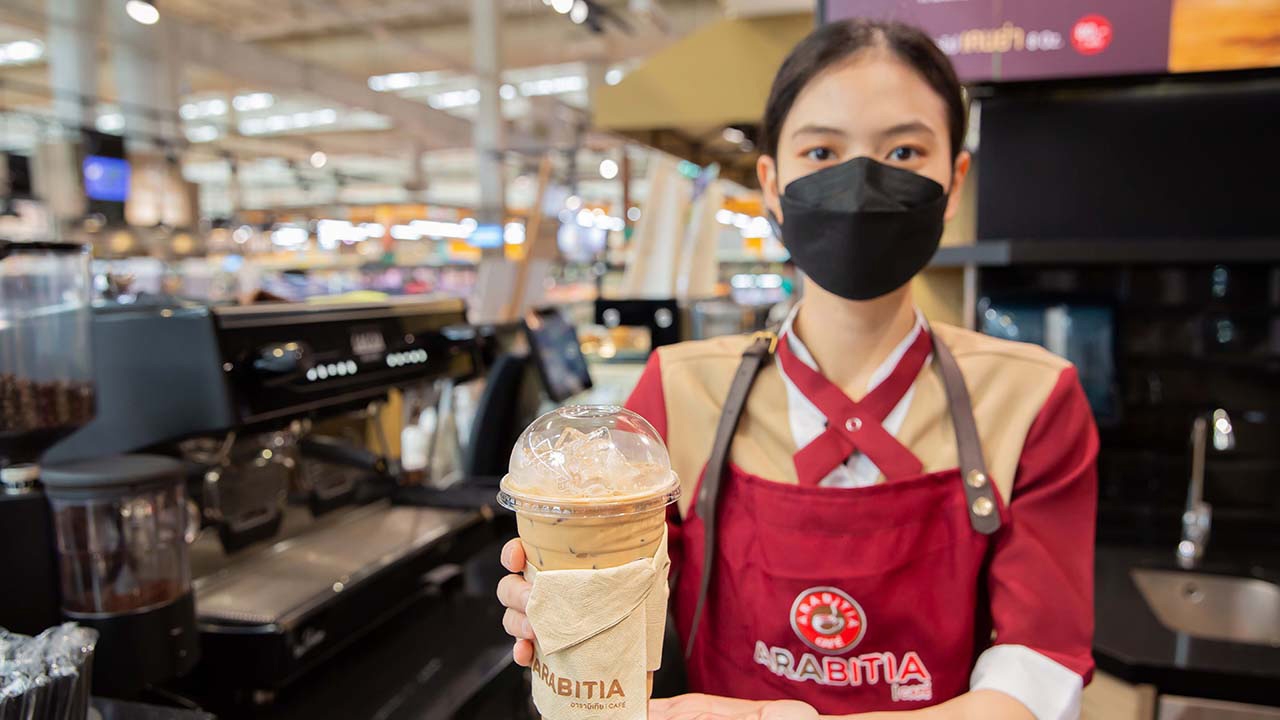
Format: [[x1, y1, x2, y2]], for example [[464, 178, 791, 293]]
[[594, 14, 815, 131], [1082, 671, 1156, 720], [914, 268, 966, 327]]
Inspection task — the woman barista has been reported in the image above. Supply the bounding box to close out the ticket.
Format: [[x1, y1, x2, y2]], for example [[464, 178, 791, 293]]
[[497, 18, 1097, 720]]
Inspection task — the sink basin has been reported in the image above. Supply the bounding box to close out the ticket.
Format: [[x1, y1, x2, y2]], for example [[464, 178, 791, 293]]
[[1130, 568, 1280, 647]]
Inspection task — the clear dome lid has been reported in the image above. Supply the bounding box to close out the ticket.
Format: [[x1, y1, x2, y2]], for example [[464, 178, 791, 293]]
[[498, 405, 679, 517]]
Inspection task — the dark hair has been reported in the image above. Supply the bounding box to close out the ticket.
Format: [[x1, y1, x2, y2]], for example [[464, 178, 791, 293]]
[[761, 19, 967, 161]]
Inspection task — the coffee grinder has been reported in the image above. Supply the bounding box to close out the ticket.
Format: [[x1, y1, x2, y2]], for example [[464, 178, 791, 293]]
[[41, 454, 201, 697], [0, 240, 95, 634], [0, 239, 200, 698]]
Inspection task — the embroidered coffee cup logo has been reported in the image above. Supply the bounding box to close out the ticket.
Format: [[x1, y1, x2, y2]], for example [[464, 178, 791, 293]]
[[790, 586, 866, 654]]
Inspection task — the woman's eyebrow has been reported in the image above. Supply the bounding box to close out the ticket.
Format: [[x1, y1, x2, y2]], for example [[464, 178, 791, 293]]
[[877, 121, 936, 141], [790, 124, 848, 140]]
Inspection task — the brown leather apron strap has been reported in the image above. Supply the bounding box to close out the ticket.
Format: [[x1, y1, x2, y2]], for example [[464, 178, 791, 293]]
[[686, 332, 776, 658], [930, 334, 1003, 535]]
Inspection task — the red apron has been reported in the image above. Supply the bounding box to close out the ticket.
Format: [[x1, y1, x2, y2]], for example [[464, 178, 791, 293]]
[[670, 331, 1009, 714]]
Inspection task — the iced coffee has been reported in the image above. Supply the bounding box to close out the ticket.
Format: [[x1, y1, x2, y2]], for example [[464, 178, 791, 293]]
[[498, 405, 679, 718]]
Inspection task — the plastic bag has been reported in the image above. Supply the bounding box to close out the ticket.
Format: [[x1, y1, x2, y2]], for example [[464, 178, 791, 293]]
[[0, 624, 97, 720]]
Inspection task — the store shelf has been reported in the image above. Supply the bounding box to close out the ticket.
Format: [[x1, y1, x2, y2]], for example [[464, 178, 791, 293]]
[[247, 254, 371, 272], [931, 238, 1280, 268], [719, 255, 789, 264], [247, 259, 478, 274]]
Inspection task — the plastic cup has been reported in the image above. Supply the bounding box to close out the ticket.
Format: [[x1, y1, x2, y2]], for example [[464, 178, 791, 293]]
[[498, 405, 680, 703]]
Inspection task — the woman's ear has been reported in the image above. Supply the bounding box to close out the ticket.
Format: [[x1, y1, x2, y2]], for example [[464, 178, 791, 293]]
[[944, 150, 972, 221], [758, 154, 783, 223]]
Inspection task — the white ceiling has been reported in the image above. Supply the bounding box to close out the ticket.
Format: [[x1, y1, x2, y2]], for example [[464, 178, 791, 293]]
[[0, 0, 728, 214]]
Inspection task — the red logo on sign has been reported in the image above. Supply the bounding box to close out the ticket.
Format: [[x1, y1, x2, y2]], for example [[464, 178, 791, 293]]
[[790, 587, 867, 655], [1072, 14, 1113, 55]]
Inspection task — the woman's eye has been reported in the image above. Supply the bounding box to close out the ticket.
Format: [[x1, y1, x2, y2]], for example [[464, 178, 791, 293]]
[[805, 147, 835, 162], [888, 146, 919, 162]]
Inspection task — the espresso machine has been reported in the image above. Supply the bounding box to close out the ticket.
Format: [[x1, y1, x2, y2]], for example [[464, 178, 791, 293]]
[[34, 295, 493, 704]]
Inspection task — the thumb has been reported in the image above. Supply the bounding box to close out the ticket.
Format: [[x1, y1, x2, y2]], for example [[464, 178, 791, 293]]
[[758, 700, 820, 720]]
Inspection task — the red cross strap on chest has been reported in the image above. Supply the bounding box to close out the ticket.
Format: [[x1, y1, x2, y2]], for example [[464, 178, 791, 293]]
[[776, 329, 934, 486]]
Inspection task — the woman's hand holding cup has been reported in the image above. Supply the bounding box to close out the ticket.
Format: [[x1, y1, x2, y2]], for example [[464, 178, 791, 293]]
[[496, 538, 535, 666]]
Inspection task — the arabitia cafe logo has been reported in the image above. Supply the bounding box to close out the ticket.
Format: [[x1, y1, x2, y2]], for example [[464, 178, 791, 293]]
[[756, 585, 933, 702], [791, 586, 866, 654]]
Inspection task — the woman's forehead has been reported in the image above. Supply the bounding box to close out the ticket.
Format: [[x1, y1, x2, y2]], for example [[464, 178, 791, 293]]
[[782, 51, 951, 141]]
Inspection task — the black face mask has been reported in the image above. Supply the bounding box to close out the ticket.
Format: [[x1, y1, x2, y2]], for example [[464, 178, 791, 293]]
[[770, 157, 948, 301]]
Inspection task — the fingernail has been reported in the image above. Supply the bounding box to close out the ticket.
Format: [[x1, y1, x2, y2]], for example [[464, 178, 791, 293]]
[[500, 545, 512, 568], [521, 588, 531, 607], [522, 618, 533, 637]]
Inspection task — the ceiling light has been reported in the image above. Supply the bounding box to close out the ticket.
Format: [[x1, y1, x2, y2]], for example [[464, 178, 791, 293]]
[[271, 226, 308, 247], [504, 222, 526, 245], [428, 88, 483, 109], [565, 195, 582, 210], [722, 127, 746, 144], [125, 0, 159, 25], [745, 216, 774, 238], [233, 92, 274, 112], [369, 72, 422, 92], [605, 69, 624, 86], [598, 158, 618, 180], [519, 75, 585, 97], [309, 151, 327, 168], [95, 113, 125, 134], [185, 125, 218, 143], [569, 1, 589, 24], [0, 40, 44, 65], [551, 0, 573, 13], [409, 219, 472, 239], [499, 84, 517, 100], [390, 224, 421, 241], [627, 206, 641, 222], [180, 98, 228, 120]]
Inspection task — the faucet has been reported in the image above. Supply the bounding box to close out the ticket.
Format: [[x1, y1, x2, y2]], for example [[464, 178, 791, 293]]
[[1177, 409, 1235, 569]]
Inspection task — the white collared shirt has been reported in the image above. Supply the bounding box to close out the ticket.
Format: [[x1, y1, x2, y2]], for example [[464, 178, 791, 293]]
[[777, 303, 929, 488]]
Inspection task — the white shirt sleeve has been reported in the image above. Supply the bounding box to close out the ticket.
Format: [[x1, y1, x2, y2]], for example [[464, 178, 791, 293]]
[[969, 644, 1084, 720]]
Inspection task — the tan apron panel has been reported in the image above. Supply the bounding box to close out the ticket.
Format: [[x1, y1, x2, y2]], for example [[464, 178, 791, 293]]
[[656, 322, 1072, 514]]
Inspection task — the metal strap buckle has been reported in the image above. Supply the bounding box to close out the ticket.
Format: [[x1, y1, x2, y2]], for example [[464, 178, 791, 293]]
[[751, 330, 779, 355]]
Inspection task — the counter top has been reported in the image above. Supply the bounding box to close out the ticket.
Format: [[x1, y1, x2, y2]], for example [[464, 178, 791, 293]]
[[189, 533, 534, 720], [91, 698, 214, 720], [1093, 545, 1280, 707]]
